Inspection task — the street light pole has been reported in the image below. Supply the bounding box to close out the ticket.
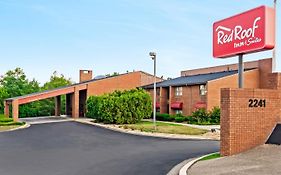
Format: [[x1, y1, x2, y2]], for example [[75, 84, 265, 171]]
[[149, 52, 157, 130], [273, 0, 277, 72]]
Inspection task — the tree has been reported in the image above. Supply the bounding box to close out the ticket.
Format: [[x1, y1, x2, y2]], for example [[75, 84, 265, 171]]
[[0, 68, 72, 117], [105, 72, 119, 77], [0, 87, 8, 113], [0, 68, 40, 97], [0, 68, 40, 115], [42, 71, 72, 90], [36, 71, 72, 116]]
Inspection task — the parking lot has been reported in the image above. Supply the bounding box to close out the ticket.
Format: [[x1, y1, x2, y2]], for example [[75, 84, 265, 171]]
[[0, 121, 219, 175]]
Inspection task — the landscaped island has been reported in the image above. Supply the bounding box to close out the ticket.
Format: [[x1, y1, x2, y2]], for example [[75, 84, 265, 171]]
[[86, 89, 219, 136], [0, 114, 25, 132]]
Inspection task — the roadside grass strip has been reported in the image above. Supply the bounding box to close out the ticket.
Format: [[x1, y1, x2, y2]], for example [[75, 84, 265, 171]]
[[199, 153, 221, 161], [0, 115, 25, 131], [121, 121, 208, 135]]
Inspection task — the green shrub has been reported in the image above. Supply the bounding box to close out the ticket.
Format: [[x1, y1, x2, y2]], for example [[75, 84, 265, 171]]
[[168, 115, 176, 121], [156, 113, 170, 121], [0, 118, 13, 123], [191, 108, 209, 124], [209, 106, 220, 124], [190, 107, 221, 125], [86, 89, 152, 124], [185, 116, 197, 124], [86, 96, 102, 119], [175, 117, 185, 123], [0, 122, 25, 126], [0, 114, 6, 118]]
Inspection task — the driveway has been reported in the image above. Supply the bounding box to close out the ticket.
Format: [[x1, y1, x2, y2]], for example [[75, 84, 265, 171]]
[[0, 121, 219, 175]]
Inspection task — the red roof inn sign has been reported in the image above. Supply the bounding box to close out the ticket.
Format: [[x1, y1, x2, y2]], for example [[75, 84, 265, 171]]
[[213, 6, 275, 58]]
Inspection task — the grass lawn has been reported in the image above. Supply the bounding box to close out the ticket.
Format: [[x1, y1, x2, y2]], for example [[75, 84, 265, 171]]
[[0, 114, 25, 132], [121, 121, 208, 135], [199, 153, 221, 161]]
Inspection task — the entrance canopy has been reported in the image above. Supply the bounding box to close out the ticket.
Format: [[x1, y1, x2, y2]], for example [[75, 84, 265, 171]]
[[4, 83, 88, 122]]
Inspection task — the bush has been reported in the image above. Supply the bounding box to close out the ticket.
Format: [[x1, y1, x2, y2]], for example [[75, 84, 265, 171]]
[[190, 107, 221, 125], [209, 107, 220, 124], [0, 118, 13, 123], [156, 113, 170, 121], [86, 89, 152, 124], [0, 122, 25, 126], [169, 115, 176, 121], [156, 113, 177, 121], [86, 96, 102, 119], [153, 107, 221, 125], [0, 114, 6, 118], [175, 117, 185, 123], [191, 108, 210, 124]]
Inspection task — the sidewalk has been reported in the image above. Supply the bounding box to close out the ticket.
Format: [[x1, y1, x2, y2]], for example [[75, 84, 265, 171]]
[[19, 116, 72, 124], [188, 144, 281, 175], [142, 119, 220, 131]]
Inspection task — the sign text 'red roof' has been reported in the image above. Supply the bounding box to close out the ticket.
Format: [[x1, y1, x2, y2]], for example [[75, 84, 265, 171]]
[[213, 6, 275, 58]]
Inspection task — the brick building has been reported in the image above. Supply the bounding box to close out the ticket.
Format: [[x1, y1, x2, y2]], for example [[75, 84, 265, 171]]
[[4, 70, 163, 121], [143, 58, 272, 116]]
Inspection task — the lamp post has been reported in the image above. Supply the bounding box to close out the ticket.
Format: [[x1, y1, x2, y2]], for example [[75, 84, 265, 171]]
[[149, 52, 157, 130], [273, 0, 277, 72]]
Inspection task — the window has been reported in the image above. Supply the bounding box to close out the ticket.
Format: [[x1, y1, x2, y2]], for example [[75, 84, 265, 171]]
[[200, 85, 207, 95], [175, 87, 183, 96], [175, 110, 182, 114]]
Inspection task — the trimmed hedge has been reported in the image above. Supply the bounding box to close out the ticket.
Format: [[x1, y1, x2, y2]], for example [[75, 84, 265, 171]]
[[175, 117, 185, 123], [0, 117, 13, 123], [0, 122, 25, 126], [0, 114, 6, 118], [0, 114, 25, 126], [86, 89, 152, 124], [154, 107, 220, 125]]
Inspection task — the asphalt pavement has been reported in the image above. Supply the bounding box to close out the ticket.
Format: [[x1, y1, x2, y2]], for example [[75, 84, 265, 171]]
[[0, 121, 219, 175]]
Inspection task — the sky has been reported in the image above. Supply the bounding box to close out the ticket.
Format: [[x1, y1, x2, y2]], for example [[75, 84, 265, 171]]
[[0, 0, 280, 85]]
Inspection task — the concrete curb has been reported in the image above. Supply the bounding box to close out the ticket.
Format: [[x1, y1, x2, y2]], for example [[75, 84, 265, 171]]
[[75, 119, 218, 140], [0, 123, 31, 133], [179, 152, 219, 175], [19, 116, 74, 125], [167, 159, 192, 175], [142, 119, 220, 131], [28, 119, 73, 125]]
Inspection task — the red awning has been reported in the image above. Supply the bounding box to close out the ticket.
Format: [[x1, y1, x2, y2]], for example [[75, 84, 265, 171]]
[[194, 101, 207, 109], [171, 102, 183, 109], [156, 102, 160, 109]]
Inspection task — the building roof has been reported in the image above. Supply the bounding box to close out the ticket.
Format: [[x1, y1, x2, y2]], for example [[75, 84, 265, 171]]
[[6, 71, 160, 101], [142, 69, 253, 89]]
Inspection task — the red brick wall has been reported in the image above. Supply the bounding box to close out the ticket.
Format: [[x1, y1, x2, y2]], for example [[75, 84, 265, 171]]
[[148, 85, 205, 116], [160, 87, 168, 114], [259, 58, 273, 88], [267, 73, 281, 89], [140, 72, 163, 86], [207, 69, 260, 110], [80, 70, 93, 83], [220, 88, 281, 156], [87, 71, 158, 96], [180, 58, 271, 77]]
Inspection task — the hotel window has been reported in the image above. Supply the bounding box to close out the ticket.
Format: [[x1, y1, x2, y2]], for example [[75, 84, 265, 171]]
[[200, 85, 207, 96], [175, 87, 183, 96]]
